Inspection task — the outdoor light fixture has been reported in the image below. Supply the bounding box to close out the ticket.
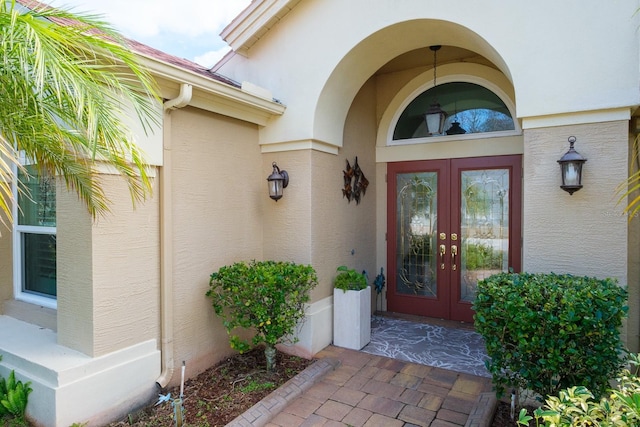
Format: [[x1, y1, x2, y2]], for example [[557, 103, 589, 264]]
[[267, 162, 289, 201], [446, 120, 466, 135], [425, 45, 448, 135], [557, 136, 587, 195]]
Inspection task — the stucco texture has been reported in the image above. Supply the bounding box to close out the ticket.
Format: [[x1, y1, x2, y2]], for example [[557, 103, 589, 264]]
[[523, 122, 628, 281], [58, 174, 161, 357], [0, 210, 12, 306], [169, 107, 263, 379]]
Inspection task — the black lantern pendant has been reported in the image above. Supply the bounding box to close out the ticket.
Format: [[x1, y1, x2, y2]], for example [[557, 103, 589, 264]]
[[446, 120, 467, 135], [267, 162, 289, 201], [424, 45, 447, 136], [557, 136, 587, 195]]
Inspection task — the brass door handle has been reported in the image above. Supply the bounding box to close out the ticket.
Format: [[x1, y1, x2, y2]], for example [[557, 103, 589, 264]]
[[439, 244, 446, 270], [451, 245, 458, 270]]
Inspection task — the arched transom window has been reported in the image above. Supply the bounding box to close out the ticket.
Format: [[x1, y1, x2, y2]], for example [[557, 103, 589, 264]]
[[393, 82, 515, 141]]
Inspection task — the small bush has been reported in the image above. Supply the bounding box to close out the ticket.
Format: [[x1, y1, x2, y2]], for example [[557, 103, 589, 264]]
[[518, 353, 640, 426], [473, 272, 628, 399], [207, 260, 318, 370], [333, 266, 368, 292]]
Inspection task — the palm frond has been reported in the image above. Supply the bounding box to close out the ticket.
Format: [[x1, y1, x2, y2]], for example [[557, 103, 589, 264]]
[[0, 0, 161, 221], [616, 134, 640, 222]]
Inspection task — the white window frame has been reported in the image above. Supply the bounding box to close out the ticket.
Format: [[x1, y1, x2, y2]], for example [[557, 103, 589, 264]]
[[12, 153, 57, 309]]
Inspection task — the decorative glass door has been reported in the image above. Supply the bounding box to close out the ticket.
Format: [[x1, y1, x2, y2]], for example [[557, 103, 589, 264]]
[[387, 155, 521, 322]]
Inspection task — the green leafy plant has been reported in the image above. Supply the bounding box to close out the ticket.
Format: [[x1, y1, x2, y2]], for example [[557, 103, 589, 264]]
[[207, 260, 318, 371], [517, 353, 640, 426], [0, 358, 32, 422], [333, 266, 368, 292], [464, 242, 503, 270], [473, 272, 628, 399]]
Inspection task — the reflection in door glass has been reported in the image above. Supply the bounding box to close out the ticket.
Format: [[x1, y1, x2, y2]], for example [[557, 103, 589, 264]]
[[397, 173, 437, 297], [460, 169, 509, 302]]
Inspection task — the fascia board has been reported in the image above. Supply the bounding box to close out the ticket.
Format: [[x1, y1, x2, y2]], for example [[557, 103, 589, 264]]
[[221, 0, 302, 56], [138, 55, 285, 126]]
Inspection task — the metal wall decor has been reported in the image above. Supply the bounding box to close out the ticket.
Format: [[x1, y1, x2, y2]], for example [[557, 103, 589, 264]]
[[342, 157, 369, 204]]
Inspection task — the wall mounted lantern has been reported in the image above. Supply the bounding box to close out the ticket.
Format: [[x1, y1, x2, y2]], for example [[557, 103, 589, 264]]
[[267, 162, 289, 201], [557, 136, 587, 195], [424, 45, 447, 135]]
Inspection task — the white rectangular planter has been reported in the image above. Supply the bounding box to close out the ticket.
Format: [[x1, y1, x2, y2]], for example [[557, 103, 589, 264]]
[[333, 286, 371, 350]]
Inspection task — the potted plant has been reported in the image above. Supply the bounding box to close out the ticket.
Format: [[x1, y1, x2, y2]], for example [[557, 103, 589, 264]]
[[333, 266, 371, 350]]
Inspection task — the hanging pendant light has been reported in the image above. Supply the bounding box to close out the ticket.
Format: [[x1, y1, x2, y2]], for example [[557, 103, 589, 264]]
[[425, 45, 447, 136], [446, 99, 466, 135]]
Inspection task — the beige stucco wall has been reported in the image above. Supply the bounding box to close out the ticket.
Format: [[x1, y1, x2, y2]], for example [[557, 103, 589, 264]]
[[628, 134, 640, 352], [261, 78, 378, 305], [58, 174, 161, 356], [0, 210, 12, 307], [523, 121, 635, 349], [313, 77, 378, 301], [169, 106, 264, 379], [523, 122, 628, 278]]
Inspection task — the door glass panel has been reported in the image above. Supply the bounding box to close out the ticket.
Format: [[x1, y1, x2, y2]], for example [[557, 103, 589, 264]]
[[460, 169, 509, 302], [396, 173, 438, 297]]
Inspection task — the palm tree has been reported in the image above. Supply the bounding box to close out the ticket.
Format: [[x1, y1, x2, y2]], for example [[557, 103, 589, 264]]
[[617, 135, 640, 221], [0, 0, 160, 226]]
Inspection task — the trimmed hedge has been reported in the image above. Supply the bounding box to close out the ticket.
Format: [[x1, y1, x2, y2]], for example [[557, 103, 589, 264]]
[[473, 272, 628, 399], [207, 260, 318, 354]]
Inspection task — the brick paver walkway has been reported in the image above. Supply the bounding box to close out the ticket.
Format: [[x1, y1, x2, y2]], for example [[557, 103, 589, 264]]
[[263, 345, 494, 427]]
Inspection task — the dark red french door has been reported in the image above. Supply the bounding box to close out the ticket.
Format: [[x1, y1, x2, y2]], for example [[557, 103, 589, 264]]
[[386, 155, 522, 322]]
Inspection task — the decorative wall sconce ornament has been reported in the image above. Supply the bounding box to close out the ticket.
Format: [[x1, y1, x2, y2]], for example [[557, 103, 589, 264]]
[[267, 162, 289, 201], [557, 136, 587, 195], [342, 157, 369, 204]]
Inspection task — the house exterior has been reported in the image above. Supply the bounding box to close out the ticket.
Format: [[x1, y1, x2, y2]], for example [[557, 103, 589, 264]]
[[1, 0, 639, 425]]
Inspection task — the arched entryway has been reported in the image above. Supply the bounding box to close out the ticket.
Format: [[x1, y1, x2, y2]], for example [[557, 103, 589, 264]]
[[376, 46, 523, 323]]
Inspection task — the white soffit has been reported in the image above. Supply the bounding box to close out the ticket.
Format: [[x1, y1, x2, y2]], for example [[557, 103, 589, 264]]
[[221, 0, 302, 56]]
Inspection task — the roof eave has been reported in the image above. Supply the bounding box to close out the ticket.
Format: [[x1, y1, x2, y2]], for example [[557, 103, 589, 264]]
[[138, 53, 285, 126], [220, 0, 302, 57]]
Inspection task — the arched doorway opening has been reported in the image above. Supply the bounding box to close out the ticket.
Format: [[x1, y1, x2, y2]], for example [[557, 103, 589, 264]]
[[378, 52, 522, 322]]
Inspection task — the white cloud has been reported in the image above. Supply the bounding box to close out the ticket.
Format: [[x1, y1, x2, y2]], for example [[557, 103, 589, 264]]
[[45, 0, 251, 66], [194, 47, 231, 68]]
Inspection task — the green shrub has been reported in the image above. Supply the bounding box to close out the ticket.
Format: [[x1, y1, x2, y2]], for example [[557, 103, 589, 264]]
[[473, 272, 628, 399], [333, 266, 368, 292], [207, 260, 318, 371], [464, 242, 503, 270], [517, 353, 640, 426], [0, 357, 32, 422]]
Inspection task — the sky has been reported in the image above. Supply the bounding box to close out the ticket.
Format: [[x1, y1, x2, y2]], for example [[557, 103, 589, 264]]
[[44, 0, 252, 67]]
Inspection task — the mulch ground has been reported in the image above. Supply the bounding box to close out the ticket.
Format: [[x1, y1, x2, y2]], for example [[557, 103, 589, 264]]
[[491, 400, 538, 426], [107, 347, 313, 427]]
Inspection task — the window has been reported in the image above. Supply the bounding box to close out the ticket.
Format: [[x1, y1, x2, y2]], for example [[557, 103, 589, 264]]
[[13, 161, 57, 308], [393, 82, 515, 141]]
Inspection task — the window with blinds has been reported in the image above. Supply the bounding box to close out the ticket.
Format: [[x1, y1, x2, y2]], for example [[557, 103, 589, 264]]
[[14, 163, 57, 305]]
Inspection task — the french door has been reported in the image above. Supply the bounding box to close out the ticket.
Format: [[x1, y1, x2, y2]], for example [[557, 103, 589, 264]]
[[386, 155, 522, 322]]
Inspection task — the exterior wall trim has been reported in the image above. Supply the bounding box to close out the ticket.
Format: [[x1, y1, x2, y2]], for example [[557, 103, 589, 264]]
[[0, 316, 159, 427], [260, 139, 340, 155], [522, 108, 632, 129]]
